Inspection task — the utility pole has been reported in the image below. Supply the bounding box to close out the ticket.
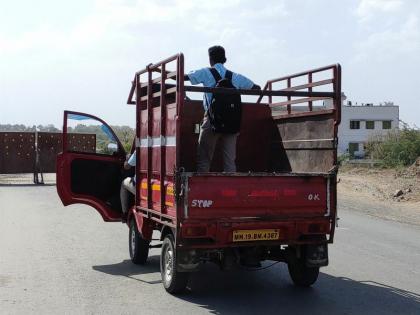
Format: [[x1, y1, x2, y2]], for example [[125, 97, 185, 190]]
[[33, 126, 44, 185]]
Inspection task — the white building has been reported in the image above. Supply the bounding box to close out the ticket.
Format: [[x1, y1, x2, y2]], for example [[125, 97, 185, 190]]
[[337, 101, 399, 157], [283, 94, 399, 157]]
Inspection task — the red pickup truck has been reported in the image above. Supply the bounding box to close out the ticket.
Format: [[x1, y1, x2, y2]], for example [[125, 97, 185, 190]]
[[56, 53, 341, 294]]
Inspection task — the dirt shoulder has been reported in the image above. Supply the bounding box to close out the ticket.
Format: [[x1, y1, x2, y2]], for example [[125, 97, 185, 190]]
[[337, 163, 420, 225]]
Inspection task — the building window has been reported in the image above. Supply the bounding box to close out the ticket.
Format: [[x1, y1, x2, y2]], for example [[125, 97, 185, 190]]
[[348, 143, 359, 156], [382, 121, 392, 129], [350, 120, 360, 129], [366, 121, 375, 129]]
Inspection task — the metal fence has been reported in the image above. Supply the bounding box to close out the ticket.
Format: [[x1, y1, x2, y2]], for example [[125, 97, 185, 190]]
[[0, 132, 95, 175]]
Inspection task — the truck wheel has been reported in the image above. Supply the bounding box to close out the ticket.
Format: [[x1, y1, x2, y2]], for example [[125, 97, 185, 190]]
[[129, 220, 149, 265], [160, 234, 189, 294], [288, 260, 319, 287]]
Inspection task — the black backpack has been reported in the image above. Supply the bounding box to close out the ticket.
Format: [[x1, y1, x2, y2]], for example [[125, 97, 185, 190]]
[[207, 68, 242, 134]]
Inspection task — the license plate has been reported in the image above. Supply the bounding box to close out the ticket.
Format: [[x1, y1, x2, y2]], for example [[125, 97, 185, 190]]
[[232, 229, 280, 242]]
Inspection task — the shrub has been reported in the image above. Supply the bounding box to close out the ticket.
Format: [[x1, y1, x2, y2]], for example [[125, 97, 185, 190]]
[[111, 126, 135, 153], [338, 153, 350, 165], [365, 123, 420, 167]]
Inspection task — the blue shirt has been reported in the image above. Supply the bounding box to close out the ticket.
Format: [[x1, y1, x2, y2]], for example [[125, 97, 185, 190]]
[[187, 63, 255, 111], [128, 151, 136, 182]]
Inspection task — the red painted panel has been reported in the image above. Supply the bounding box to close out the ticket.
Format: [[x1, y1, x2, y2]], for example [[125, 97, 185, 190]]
[[187, 175, 328, 219], [152, 107, 161, 138], [165, 147, 176, 175], [141, 104, 175, 138], [56, 152, 122, 222], [138, 178, 176, 213], [140, 110, 148, 137], [178, 101, 274, 172], [139, 147, 148, 171], [138, 105, 176, 174], [166, 104, 177, 136], [152, 147, 160, 172]]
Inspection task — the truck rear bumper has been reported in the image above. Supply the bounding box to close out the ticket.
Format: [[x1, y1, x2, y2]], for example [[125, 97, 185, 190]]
[[178, 218, 332, 249]]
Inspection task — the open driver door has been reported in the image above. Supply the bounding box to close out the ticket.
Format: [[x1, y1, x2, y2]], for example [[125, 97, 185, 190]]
[[56, 111, 128, 222]]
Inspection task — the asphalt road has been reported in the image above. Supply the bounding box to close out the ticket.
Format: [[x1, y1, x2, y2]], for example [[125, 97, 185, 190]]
[[1, 185, 419, 315]]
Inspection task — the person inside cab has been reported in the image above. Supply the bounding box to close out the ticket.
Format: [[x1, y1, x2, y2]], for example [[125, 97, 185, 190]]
[[120, 151, 136, 214]]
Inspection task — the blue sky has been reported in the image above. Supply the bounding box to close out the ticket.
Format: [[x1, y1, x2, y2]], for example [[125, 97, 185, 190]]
[[1, 0, 419, 127]]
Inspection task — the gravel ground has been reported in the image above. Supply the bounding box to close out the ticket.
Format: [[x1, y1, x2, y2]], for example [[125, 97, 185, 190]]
[[338, 164, 419, 203], [337, 164, 420, 226], [1, 185, 420, 314], [0, 173, 56, 185]]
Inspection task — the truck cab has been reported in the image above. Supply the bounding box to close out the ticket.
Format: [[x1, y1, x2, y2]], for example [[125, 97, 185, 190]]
[[57, 53, 341, 294]]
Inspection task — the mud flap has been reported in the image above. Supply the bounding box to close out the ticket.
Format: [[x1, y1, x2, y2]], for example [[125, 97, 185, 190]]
[[176, 249, 201, 272], [305, 244, 329, 267]]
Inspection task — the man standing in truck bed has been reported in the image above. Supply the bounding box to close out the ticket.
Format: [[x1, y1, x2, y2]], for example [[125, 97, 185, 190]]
[[184, 45, 260, 172]]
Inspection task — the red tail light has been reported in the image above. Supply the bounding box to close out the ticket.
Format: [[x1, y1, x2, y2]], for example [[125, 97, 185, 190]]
[[184, 226, 207, 237]]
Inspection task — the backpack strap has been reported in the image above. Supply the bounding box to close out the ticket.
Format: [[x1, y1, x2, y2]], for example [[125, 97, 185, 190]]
[[208, 67, 222, 83], [225, 70, 233, 81]]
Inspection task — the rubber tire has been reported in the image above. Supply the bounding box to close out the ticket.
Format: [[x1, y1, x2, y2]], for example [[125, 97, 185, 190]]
[[160, 234, 189, 294], [288, 260, 319, 287], [129, 220, 149, 265]]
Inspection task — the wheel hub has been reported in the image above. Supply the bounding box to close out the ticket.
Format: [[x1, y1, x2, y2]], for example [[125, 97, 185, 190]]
[[131, 228, 136, 253], [164, 247, 173, 283]]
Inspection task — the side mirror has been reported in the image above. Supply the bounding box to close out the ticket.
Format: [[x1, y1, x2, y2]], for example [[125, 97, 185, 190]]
[[107, 143, 118, 153]]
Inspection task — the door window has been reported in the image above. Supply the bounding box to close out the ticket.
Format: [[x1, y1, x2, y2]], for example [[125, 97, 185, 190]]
[[66, 113, 119, 155]]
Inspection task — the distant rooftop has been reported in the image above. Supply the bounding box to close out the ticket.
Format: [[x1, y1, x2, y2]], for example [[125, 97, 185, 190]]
[[344, 101, 397, 107]]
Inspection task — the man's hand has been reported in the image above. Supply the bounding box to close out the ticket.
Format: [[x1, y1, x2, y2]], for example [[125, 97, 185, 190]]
[[124, 154, 133, 170]]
